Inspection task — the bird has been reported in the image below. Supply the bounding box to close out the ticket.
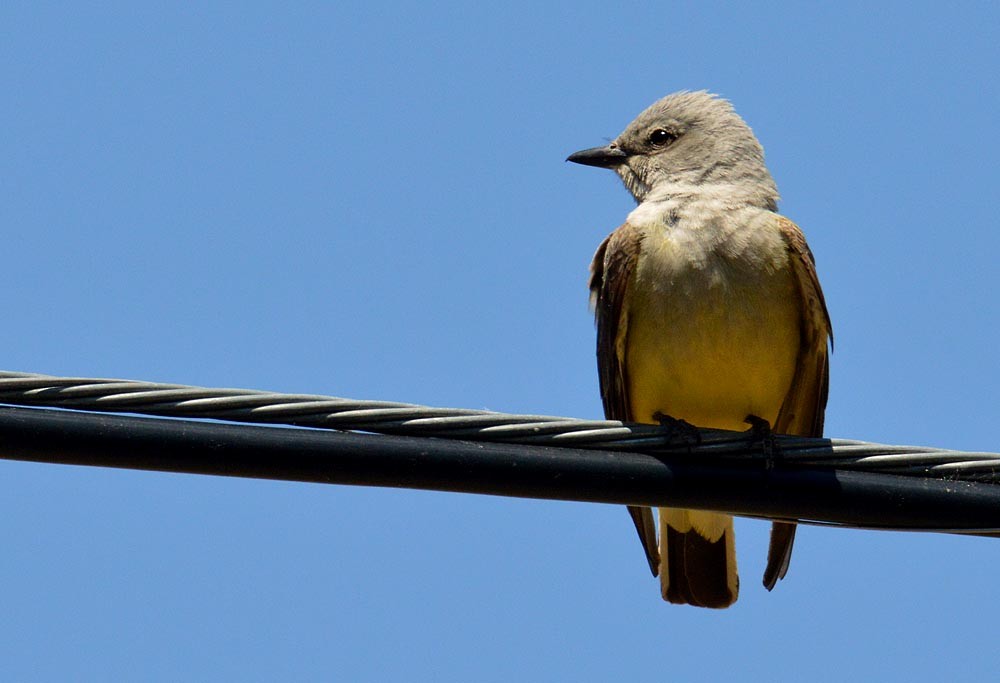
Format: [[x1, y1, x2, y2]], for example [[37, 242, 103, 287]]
[[567, 91, 831, 608]]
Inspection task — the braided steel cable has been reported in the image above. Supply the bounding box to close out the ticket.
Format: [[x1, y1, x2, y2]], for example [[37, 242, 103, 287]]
[[0, 370, 998, 484]]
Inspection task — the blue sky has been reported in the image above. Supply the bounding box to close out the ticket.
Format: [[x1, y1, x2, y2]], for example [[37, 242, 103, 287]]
[[2, 2, 999, 680]]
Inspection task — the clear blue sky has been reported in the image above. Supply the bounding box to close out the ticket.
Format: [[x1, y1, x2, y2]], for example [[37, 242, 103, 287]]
[[2, 3, 999, 680]]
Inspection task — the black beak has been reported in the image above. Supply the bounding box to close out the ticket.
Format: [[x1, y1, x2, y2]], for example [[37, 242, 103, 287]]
[[566, 144, 629, 168]]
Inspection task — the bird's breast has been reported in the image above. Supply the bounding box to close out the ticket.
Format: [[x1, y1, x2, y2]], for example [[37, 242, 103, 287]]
[[624, 220, 801, 431]]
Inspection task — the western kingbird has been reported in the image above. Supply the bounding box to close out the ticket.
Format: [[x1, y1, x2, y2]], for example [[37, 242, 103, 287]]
[[568, 91, 831, 608]]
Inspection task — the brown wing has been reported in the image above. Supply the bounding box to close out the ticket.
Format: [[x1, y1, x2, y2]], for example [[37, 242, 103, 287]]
[[589, 226, 637, 421], [773, 216, 832, 437], [588, 224, 659, 575], [764, 216, 833, 589]]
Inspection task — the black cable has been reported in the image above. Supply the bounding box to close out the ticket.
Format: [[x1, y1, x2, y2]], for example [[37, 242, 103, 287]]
[[2, 405, 999, 533]]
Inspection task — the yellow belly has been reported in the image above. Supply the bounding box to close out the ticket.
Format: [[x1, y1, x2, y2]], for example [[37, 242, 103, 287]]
[[625, 245, 801, 431]]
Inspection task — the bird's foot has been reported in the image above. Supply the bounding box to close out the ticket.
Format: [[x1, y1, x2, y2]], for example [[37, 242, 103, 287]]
[[652, 411, 702, 451], [744, 414, 780, 469]]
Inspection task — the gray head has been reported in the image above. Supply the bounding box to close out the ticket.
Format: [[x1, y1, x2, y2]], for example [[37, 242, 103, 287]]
[[567, 91, 778, 210]]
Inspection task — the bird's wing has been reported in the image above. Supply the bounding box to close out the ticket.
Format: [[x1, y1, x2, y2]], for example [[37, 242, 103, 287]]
[[764, 215, 833, 589], [589, 223, 659, 575], [774, 216, 832, 437]]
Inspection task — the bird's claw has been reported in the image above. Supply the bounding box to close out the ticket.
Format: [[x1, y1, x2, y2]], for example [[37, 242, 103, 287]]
[[744, 414, 780, 469], [652, 411, 702, 451]]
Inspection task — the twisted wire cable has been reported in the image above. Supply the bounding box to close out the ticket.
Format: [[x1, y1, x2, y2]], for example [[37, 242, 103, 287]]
[[0, 370, 997, 484]]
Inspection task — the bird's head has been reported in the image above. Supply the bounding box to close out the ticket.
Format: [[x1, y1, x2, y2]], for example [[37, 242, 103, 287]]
[[567, 91, 778, 209]]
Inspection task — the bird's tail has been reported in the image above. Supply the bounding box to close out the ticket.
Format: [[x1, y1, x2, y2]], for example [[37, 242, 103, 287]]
[[658, 508, 738, 608]]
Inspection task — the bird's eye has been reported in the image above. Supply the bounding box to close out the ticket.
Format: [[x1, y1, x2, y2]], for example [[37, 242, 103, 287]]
[[648, 129, 676, 147]]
